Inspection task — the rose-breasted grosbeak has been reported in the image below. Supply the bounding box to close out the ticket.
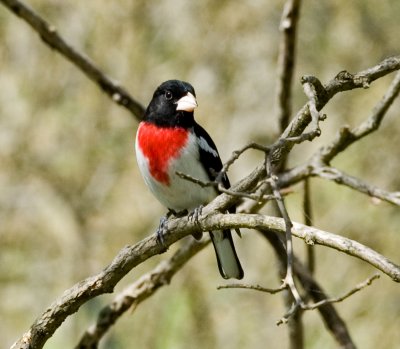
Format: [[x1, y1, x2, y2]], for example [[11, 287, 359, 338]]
[[135, 80, 244, 279]]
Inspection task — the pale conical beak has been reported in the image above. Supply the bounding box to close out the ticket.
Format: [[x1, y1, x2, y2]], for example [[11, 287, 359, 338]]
[[176, 92, 198, 112]]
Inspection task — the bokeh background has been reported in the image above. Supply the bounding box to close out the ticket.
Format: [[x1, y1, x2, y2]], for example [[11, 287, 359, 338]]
[[1, 0, 399, 348]]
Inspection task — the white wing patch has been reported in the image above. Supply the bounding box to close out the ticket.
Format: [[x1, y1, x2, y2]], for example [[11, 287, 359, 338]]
[[198, 136, 219, 158]]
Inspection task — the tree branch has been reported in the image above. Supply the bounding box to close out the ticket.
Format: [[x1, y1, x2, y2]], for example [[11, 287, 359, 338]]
[[279, 69, 400, 204], [75, 238, 209, 349], [275, 0, 302, 132], [261, 231, 357, 349], [266, 155, 304, 307], [274, 3, 303, 345], [280, 163, 400, 207], [3, 3, 400, 348], [217, 283, 286, 293], [302, 274, 380, 311], [312, 166, 400, 205], [0, 0, 145, 119], [319, 70, 400, 164], [277, 56, 400, 166], [10, 210, 400, 348], [303, 179, 315, 273]]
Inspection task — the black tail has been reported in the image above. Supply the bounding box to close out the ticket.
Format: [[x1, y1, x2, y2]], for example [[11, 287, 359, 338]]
[[210, 230, 244, 279]]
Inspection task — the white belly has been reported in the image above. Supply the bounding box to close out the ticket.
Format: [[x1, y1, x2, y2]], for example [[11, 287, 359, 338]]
[[136, 131, 216, 211]]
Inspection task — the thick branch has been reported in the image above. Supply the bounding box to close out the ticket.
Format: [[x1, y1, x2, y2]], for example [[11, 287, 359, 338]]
[[75, 239, 209, 349], [0, 0, 145, 119], [11, 211, 400, 348]]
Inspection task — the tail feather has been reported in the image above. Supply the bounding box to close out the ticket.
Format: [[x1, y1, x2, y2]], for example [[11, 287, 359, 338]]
[[210, 230, 244, 279]]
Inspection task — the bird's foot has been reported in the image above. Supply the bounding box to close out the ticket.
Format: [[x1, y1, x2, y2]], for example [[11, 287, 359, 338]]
[[156, 209, 189, 251], [188, 205, 204, 240], [156, 215, 169, 252], [188, 205, 203, 225]]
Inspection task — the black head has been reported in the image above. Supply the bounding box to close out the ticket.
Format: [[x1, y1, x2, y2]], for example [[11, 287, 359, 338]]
[[143, 80, 198, 128]]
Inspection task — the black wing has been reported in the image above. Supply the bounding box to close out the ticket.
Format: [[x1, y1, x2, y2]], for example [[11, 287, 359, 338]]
[[193, 123, 230, 189], [194, 123, 243, 268]]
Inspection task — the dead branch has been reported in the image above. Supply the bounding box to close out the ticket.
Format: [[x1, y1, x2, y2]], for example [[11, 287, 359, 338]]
[[319, 70, 400, 164], [277, 56, 400, 165], [313, 166, 400, 205], [75, 238, 209, 349], [276, 0, 302, 132], [176, 171, 277, 203], [303, 274, 380, 311], [279, 69, 400, 204], [302, 179, 315, 273], [276, 274, 380, 325], [275, 3, 303, 344], [261, 231, 357, 349], [2, 2, 400, 349], [266, 155, 304, 308], [76, 224, 355, 349], [0, 0, 145, 119], [280, 164, 400, 207], [10, 210, 400, 348], [217, 283, 286, 294]]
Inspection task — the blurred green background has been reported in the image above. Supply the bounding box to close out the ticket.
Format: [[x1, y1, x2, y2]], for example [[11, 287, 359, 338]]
[[1, 0, 399, 348]]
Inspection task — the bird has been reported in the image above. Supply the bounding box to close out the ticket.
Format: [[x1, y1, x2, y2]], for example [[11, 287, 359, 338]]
[[135, 79, 244, 279]]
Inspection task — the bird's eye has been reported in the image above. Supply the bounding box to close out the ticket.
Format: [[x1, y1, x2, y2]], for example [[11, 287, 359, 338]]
[[165, 91, 173, 100]]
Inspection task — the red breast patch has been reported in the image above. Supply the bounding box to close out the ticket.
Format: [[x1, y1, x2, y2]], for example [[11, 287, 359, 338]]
[[137, 122, 189, 185]]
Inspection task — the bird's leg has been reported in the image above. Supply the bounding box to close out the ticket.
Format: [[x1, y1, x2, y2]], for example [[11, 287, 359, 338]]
[[156, 210, 176, 250], [156, 215, 169, 251], [156, 209, 188, 251], [188, 205, 203, 225], [187, 205, 204, 240]]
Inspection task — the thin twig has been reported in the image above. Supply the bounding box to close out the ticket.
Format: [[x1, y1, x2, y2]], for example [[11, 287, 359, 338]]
[[312, 166, 400, 206], [176, 171, 277, 203], [215, 142, 271, 185], [303, 178, 315, 274], [300, 75, 325, 138], [277, 274, 380, 325], [261, 231, 357, 349], [266, 155, 304, 308], [280, 163, 400, 207], [217, 283, 286, 294], [319, 70, 400, 164], [218, 271, 380, 327], [304, 274, 380, 310]]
